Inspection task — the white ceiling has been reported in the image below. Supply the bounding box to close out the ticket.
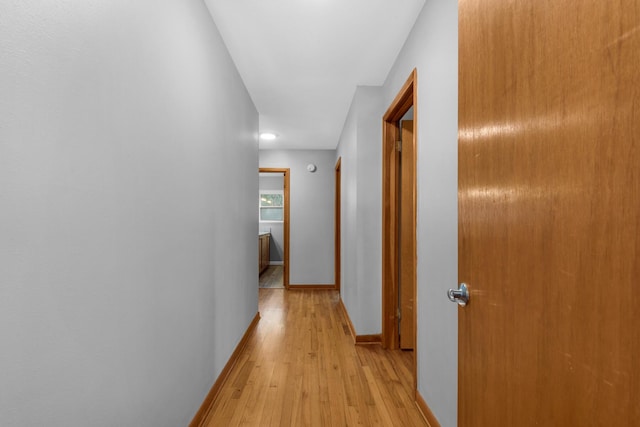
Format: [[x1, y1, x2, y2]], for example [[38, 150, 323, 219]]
[[204, 0, 425, 150]]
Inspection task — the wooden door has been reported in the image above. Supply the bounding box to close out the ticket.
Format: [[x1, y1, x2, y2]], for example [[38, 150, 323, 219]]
[[459, 0, 640, 425], [399, 120, 416, 350], [335, 158, 341, 291]]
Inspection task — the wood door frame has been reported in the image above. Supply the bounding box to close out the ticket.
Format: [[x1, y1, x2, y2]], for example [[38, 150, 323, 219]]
[[335, 158, 341, 291], [259, 168, 290, 289], [381, 69, 417, 386]]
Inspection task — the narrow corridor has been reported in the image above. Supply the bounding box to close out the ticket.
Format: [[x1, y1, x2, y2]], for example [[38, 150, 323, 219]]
[[200, 289, 427, 426]]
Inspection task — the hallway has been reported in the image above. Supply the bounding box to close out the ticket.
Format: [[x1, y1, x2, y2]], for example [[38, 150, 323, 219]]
[[199, 289, 427, 426], [2, 1, 456, 424]]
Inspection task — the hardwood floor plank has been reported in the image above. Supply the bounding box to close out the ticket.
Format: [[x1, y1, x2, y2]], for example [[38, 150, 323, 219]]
[[201, 289, 427, 426]]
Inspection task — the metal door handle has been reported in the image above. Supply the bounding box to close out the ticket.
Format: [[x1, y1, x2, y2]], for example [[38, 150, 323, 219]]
[[448, 283, 469, 306]]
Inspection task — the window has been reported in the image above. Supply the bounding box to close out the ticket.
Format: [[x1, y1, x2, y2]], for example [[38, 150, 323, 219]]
[[259, 191, 284, 222]]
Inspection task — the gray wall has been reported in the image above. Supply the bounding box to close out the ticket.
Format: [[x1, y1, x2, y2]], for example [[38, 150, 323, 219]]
[[259, 150, 335, 285], [335, 86, 384, 335], [335, 1, 458, 425], [384, 2, 458, 425], [259, 175, 284, 262], [0, 1, 258, 426]]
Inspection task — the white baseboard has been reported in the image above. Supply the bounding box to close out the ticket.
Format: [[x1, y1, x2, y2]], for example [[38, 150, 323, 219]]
[[269, 261, 284, 266]]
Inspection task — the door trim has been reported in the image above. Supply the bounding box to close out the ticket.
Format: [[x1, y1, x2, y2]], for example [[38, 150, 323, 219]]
[[381, 69, 417, 386], [335, 157, 341, 291], [259, 168, 290, 290]]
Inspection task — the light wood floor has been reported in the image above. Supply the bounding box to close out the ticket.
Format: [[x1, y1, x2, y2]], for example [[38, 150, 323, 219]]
[[201, 289, 427, 426], [259, 265, 283, 289]]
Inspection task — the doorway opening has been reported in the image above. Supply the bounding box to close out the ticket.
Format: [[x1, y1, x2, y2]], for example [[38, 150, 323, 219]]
[[381, 69, 418, 390], [258, 168, 290, 289]]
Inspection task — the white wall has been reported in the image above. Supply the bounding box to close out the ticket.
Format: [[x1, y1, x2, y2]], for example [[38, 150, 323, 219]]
[[259, 175, 284, 262], [336, 96, 360, 327], [335, 86, 384, 335], [259, 150, 335, 285], [336, 2, 458, 425], [0, 1, 258, 426], [386, 2, 459, 425]]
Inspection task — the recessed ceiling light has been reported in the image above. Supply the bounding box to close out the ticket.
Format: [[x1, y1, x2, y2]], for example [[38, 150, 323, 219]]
[[260, 132, 277, 140]]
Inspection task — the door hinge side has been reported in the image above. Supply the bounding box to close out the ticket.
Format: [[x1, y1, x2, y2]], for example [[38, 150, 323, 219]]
[[396, 140, 402, 152]]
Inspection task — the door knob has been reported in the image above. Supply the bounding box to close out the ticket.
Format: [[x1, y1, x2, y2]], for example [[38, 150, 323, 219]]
[[448, 283, 469, 306]]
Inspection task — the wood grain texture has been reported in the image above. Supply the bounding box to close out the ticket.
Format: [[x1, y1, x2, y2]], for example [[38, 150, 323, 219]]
[[190, 312, 261, 427], [288, 284, 335, 290], [200, 289, 427, 426], [459, 0, 640, 425]]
